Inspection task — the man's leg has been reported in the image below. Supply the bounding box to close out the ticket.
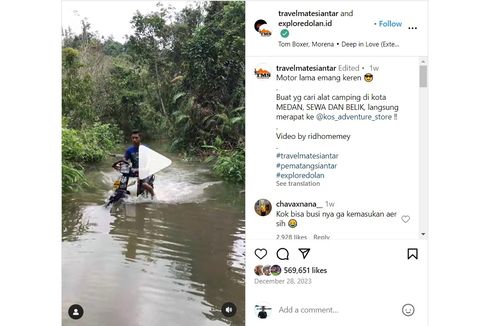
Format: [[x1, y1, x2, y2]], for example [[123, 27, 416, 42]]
[[142, 182, 155, 197]]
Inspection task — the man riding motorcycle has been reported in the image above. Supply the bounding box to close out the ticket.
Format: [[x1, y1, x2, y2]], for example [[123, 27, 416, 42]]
[[124, 130, 155, 199]]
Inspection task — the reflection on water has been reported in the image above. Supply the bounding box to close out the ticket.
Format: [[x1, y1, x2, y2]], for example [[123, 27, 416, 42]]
[[62, 144, 245, 326]]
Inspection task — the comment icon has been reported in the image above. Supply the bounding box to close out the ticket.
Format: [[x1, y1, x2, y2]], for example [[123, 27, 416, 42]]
[[276, 248, 289, 260]]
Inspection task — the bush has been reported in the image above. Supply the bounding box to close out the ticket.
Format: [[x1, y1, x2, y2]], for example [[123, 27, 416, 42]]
[[62, 122, 121, 191], [62, 122, 121, 163], [204, 145, 245, 183], [214, 149, 245, 183], [62, 163, 88, 192]]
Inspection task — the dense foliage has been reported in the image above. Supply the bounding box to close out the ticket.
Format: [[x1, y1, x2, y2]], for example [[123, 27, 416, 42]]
[[62, 1, 245, 191], [62, 121, 121, 191]]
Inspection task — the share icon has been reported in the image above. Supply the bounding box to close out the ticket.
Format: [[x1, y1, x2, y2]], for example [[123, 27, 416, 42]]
[[298, 248, 311, 259]]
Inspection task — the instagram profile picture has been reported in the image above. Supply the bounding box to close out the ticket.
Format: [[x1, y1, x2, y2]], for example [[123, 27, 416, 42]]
[[254, 265, 264, 276], [254, 303, 272, 319], [262, 265, 271, 276], [255, 199, 272, 216], [254, 19, 271, 37], [270, 265, 281, 276]]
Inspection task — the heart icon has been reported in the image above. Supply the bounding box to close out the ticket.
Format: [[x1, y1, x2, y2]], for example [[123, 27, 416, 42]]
[[254, 248, 267, 260], [401, 215, 410, 223]]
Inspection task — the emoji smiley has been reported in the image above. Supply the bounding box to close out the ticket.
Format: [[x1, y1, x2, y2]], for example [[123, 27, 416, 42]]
[[288, 219, 298, 228], [402, 304, 415, 316]]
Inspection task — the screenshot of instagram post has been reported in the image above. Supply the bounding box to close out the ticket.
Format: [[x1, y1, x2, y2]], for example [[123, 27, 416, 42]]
[[62, 1, 245, 325], [61, 0, 427, 325]]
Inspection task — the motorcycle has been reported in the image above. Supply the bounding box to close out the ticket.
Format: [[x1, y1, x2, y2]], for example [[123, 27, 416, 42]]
[[105, 160, 155, 207]]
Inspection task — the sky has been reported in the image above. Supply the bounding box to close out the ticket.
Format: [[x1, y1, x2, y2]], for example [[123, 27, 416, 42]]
[[62, 1, 196, 42]]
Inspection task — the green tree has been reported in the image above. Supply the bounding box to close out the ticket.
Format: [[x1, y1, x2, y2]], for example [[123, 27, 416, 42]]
[[62, 47, 96, 128]]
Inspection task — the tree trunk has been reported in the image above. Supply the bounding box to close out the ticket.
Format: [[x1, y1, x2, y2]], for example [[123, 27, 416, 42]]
[[153, 58, 167, 117]]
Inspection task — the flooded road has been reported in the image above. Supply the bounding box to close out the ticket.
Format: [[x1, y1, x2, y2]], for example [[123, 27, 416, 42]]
[[62, 142, 245, 325]]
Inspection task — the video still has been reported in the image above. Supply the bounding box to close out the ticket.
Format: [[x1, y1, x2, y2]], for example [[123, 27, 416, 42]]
[[62, 1, 245, 325]]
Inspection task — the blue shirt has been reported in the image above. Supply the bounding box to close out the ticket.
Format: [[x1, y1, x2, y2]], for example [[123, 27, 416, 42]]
[[124, 145, 140, 168]]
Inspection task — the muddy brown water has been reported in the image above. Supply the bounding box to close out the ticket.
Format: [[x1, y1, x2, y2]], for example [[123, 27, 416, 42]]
[[62, 142, 245, 325]]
